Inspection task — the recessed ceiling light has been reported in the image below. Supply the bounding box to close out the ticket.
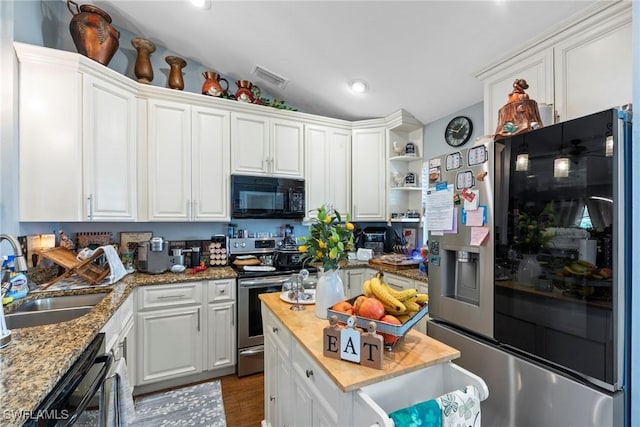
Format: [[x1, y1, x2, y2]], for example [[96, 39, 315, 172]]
[[189, 0, 211, 9], [350, 80, 368, 93]]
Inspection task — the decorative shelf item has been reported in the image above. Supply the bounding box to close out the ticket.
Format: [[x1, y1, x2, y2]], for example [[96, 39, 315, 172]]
[[165, 55, 187, 90], [132, 37, 155, 84], [67, 0, 120, 66]]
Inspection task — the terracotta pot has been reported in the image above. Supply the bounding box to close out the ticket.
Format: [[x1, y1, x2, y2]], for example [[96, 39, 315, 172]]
[[235, 80, 261, 103], [132, 37, 155, 84], [67, 0, 119, 66], [202, 71, 229, 97], [165, 56, 187, 90]]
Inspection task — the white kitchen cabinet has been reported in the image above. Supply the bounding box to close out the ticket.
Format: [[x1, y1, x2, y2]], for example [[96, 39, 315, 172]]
[[382, 272, 413, 293], [291, 340, 340, 426], [147, 99, 230, 221], [231, 112, 304, 177], [136, 282, 203, 385], [83, 74, 138, 220], [205, 279, 236, 370], [477, 1, 631, 132], [305, 123, 351, 217], [341, 268, 366, 299], [553, 9, 632, 121], [351, 127, 386, 221], [263, 306, 292, 427], [386, 112, 424, 224], [415, 281, 429, 335], [16, 43, 138, 221]]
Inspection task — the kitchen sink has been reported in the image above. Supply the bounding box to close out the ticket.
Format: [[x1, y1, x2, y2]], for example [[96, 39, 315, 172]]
[[4, 293, 108, 329], [4, 307, 94, 329], [13, 293, 107, 313]]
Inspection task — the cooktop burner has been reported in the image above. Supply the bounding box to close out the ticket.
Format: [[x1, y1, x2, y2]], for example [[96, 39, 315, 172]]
[[229, 237, 315, 279]]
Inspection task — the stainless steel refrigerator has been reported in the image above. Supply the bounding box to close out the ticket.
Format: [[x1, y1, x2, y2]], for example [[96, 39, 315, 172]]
[[426, 108, 631, 426]]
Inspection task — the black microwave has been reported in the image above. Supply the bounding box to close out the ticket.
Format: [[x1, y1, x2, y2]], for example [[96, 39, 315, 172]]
[[231, 175, 305, 219]]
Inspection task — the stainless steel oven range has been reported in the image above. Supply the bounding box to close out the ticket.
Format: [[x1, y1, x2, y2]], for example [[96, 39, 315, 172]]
[[230, 237, 317, 377]]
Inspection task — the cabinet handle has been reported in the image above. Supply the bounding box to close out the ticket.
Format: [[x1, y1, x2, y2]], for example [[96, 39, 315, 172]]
[[269, 395, 276, 402], [197, 307, 201, 332], [87, 194, 93, 219], [219, 288, 225, 294], [305, 369, 313, 378], [231, 308, 234, 327], [157, 294, 186, 300], [123, 336, 128, 361], [272, 326, 278, 334]]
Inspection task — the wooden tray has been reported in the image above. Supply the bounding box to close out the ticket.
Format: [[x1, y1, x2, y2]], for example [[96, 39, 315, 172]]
[[368, 256, 423, 271]]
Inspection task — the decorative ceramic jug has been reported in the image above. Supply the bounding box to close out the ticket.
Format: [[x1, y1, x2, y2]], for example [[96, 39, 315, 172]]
[[165, 56, 187, 90], [314, 269, 345, 319], [202, 72, 229, 97], [131, 37, 155, 84], [235, 80, 261, 103], [67, 0, 119, 66]]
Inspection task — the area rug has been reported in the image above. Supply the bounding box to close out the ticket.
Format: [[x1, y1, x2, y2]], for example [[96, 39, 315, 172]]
[[76, 380, 226, 426]]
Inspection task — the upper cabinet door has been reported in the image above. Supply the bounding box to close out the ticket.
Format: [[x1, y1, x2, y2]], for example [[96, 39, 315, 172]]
[[231, 112, 304, 178], [231, 112, 270, 175], [553, 12, 632, 122], [83, 75, 138, 221], [305, 124, 351, 218], [351, 127, 386, 221], [271, 118, 304, 178], [18, 45, 83, 221], [147, 99, 192, 221], [191, 106, 231, 220]]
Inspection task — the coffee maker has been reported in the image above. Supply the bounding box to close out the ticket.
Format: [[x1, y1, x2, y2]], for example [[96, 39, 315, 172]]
[[137, 236, 170, 274]]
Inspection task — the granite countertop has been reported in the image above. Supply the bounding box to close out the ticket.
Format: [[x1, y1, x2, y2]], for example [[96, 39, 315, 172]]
[[0, 266, 236, 427], [260, 292, 458, 393]]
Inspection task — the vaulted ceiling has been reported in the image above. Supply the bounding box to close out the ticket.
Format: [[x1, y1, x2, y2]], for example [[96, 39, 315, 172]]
[[95, 0, 598, 125]]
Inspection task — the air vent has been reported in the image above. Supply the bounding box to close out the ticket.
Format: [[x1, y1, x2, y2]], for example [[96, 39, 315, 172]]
[[252, 65, 289, 89]]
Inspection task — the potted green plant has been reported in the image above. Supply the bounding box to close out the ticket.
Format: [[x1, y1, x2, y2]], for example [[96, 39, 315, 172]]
[[298, 204, 354, 318]]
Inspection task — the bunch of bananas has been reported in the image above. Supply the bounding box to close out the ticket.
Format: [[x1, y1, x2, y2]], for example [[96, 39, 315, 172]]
[[362, 272, 428, 320], [561, 259, 612, 280]]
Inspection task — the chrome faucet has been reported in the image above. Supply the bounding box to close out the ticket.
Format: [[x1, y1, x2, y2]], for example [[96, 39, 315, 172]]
[[0, 234, 29, 273]]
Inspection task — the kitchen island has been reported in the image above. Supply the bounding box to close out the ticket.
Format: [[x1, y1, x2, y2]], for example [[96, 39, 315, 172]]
[[260, 292, 485, 426]]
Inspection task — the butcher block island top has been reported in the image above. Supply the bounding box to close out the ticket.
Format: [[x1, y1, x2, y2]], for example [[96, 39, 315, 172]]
[[260, 292, 460, 392]]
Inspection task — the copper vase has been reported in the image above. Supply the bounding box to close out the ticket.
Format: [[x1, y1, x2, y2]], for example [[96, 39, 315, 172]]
[[235, 80, 261, 103], [67, 0, 119, 66], [202, 71, 229, 97], [132, 37, 155, 84], [165, 56, 187, 90]]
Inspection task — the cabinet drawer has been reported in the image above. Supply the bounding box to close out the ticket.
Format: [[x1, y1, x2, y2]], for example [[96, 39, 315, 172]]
[[138, 282, 202, 310], [263, 307, 291, 356], [384, 273, 413, 290], [292, 341, 339, 412], [206, 279, 235, 303]]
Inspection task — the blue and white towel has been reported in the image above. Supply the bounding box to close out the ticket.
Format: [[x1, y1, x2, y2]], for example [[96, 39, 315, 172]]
[[388, 385, 481, 427], [436, 385, 481, 427]]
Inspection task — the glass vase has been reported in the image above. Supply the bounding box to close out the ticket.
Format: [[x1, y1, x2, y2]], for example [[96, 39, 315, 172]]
[[315, 268, 344, 319], [517, 254, 542, 286]]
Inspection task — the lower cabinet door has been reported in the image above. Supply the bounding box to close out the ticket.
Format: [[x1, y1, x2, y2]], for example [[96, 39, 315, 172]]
[[137, 306, 202, 384], [206, 302, 235, 370]]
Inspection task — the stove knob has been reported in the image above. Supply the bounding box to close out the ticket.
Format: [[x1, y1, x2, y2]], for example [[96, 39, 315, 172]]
[[233, 242, 240, 248], [240, 242, 246, 248]]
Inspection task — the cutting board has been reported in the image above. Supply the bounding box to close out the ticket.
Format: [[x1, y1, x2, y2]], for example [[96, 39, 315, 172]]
[[368, 255, 422, 271]]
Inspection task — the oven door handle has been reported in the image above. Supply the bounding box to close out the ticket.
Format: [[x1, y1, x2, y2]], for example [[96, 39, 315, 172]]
[[239, 345, 264, 356], [239, 278, 291, 287], [62, 353, 113, 427]]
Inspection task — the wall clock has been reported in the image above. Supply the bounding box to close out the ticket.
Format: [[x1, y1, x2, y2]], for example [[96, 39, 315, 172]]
[[445, 116, 473, 147]]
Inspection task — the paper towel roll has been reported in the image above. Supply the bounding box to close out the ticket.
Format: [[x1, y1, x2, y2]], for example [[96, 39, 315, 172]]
[[579, 240, 597, 265]]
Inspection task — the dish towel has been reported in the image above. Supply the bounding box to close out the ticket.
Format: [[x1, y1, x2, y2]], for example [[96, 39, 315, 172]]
[[389, 399, 442, 427], [387, 385, 481, 427], [106, 358, 136, 426], [435, 385, 481, 427], [99, 245, 129, 284]]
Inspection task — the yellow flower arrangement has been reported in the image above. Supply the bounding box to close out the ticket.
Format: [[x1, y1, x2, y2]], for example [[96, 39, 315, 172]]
[[298, 204, 355, 272]]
